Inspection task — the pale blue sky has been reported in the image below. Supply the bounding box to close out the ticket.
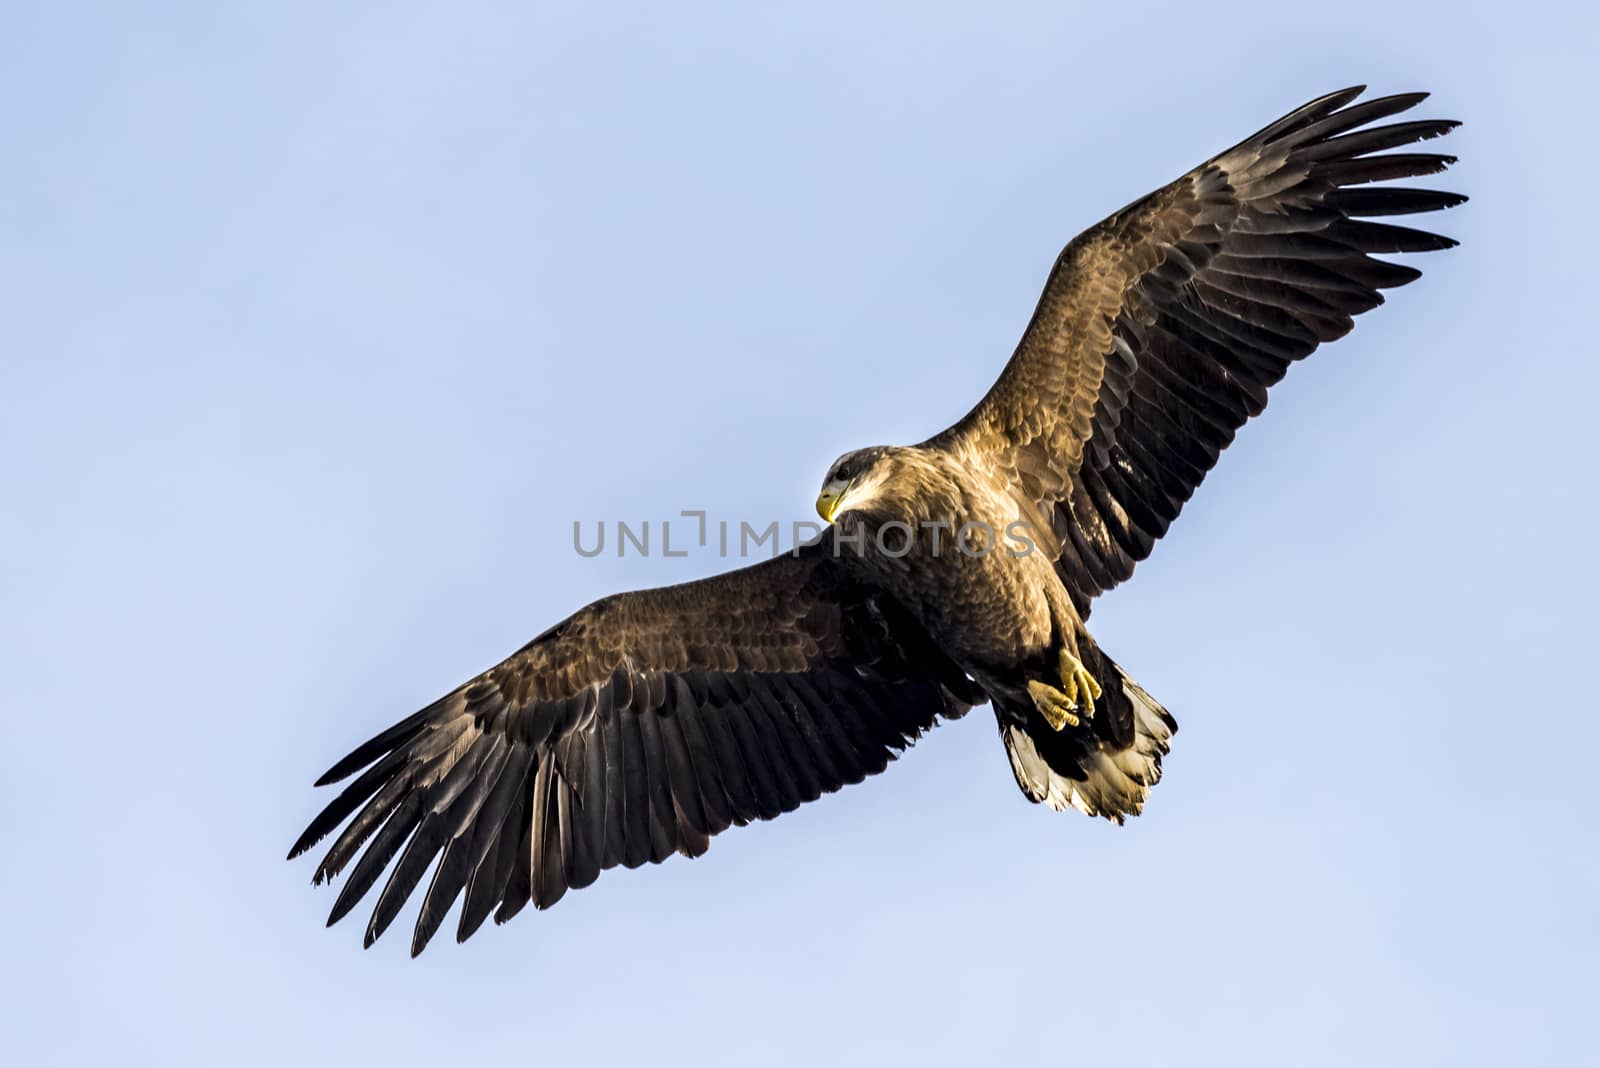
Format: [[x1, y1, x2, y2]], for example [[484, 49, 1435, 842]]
[[4, 3, 1597, 1065]]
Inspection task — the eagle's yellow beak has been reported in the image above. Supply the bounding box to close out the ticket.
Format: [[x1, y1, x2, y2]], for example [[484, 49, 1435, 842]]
[[816, 478, 853, 524]]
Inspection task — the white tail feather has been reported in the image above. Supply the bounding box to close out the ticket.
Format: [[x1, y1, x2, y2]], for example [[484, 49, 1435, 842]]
[[1002, 668, 1176, 822]]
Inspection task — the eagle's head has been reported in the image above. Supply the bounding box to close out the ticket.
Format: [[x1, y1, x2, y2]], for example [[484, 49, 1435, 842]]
[[815, 445, 897, 524]]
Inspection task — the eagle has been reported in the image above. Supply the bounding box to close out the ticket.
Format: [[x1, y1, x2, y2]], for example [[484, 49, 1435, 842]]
[[290, 86, 1463, 954]]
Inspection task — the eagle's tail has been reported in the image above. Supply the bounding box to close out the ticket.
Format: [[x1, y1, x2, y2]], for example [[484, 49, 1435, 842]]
[[998, 648, 1177, 823]]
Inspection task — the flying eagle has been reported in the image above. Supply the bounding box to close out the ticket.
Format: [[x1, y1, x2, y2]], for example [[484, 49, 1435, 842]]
[[290, 86, 1463, 954]]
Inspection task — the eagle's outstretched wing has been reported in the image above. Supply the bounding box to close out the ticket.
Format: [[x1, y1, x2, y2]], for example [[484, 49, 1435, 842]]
[[289, 537, 976, 955], [932, 86, 1463, 609]]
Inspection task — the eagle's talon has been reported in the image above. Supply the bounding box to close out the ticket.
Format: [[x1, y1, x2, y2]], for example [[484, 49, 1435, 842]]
[[1028, 679, 1081, 731], [1059, 649, 1101, 720]]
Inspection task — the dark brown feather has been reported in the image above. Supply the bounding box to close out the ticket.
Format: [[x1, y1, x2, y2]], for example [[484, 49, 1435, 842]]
[[929, 86, 1463, 608], [291, 537, 972, 951]]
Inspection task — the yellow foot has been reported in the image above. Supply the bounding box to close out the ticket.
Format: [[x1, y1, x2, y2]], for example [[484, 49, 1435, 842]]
[[1026, 650, 1103, 732], [1059, 648, 1102, 720], [1028, 679, 1082, 731]]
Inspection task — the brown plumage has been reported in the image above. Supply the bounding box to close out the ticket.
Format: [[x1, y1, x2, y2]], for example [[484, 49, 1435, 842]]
[[290, 86, 1463, 953]]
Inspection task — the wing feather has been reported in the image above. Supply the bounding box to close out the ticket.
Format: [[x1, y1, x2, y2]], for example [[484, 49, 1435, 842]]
[[289, 536, 975, 953], [933, 86, 1462, 606]]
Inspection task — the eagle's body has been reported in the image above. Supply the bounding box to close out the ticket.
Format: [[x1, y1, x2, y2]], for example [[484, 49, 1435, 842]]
[[824, 442, 1170, 817], [290, 86, 1464, 955], [833, 444, 1070, 667]]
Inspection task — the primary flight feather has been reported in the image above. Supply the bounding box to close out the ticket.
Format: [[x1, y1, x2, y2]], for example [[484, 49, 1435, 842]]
[[290, 86, 1463, 954]]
